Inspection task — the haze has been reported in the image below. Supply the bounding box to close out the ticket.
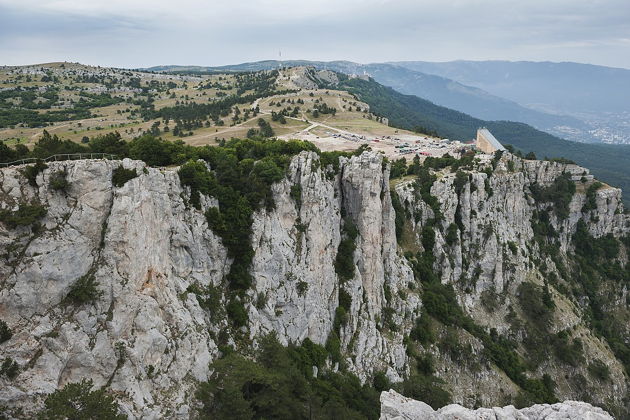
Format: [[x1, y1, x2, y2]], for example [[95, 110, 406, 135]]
[[1, 0, 630, 69]]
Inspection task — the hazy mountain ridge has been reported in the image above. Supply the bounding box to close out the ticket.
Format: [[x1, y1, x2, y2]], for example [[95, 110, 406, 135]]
[[392, 60, 630, 144]]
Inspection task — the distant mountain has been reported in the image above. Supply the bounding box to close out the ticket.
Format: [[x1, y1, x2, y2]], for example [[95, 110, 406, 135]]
[[146, 61, 590, 140], [345, 63, 587, 134], [390, 60, 630, 115], [391, 61, 630, 144]]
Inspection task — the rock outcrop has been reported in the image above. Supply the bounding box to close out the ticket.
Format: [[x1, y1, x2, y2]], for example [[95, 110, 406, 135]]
[[395, 153, 630, 410], [0, 153, 418, 417], [379, 390, 613, 420]]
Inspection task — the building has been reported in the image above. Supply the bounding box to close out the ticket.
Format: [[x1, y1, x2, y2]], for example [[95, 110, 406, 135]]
[[476, 128, 506, 154]]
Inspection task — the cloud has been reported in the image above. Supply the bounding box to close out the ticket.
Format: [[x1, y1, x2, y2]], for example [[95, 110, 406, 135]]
[[0, 0, 629, 68]]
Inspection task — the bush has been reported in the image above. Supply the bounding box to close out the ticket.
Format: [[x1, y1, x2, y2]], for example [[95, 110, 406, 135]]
[[226, 299, 248, 328], [453, 170, 468, 196], [518, 283, 554, 329], [38, 379, 125, 419], [290, 184, 302, 210], [66, 274, 102, 305], [334, 219, 358, 282], [0, 320, 11, 343], [390, 158, 407, 179], [187, 283, 224, 322], [197, 334, 379, 420], [552, 334, 584, 367], [507, 241, 518, 255], [582, 181, 603, 212], [410, 311, 435, 345], [397, 373, 451, 409], [21, 160, 48, 187], [0, 203, 47, 228], [445, 223, 458, 246], [390, 191, 405, 244], [49, 169, 69, 191], [373, 371, 391, 392], [529, 173, 576, 220], [0, 358, 18, 379], [111, 165, 137, 188], [588, 359, 611, 381], [297, 281, 308, 296]]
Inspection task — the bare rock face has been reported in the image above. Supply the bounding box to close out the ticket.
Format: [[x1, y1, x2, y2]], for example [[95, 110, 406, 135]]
[[394, 153, 630, 409], [0, 152, 418, 417], [247, 151, 417, 382], [379, 390, 613, 420], [0, 159, 228, 418]]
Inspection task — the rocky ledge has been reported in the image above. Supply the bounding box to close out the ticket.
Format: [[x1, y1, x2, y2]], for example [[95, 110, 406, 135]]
[[379, 390, 613, 420]]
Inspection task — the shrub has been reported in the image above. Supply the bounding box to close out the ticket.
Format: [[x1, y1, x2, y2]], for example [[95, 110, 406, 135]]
[[453, 170, 468, 196], [410, 311, 435, 345], [507, 241, 518, 255], [0, 320, 11, 343], [588, 359, 611, 381], [325, 332, 342, 364], [529, 173, 576, 220], [66, 274, 102, 305], [0, 203, 47, 228], [334, 219, 358, 282], [0, 358, 18, 379], [398, 373, 451, 409], [416, 353, 436, 375], [111, 165, 137, 188], [197, 334, 379, 420], [373, 371, 391, 392], [390, 191, 405, 244], [226, 299, 248, 328], [296, 281, 308, 297], [390, 158, 407, 179], [38, 379, 125, 419], [187, 283, 223, 322], [518, 283, 554, 329], [49, 169, 69, 191], [290, 184, 302, 210], [445, 223, 458, 246], [582, 181, 603, 212], [553, 334, 584, 367], [21, 160, 48, 187]]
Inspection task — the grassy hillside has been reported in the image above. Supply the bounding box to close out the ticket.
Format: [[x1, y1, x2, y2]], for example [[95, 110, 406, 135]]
[[337, 76, 630, 204]]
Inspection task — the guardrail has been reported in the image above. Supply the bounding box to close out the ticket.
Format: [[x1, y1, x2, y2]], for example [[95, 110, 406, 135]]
[[0, 153, 119, 168]]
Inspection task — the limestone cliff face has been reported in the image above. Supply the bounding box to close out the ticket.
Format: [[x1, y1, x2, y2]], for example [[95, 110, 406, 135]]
[[379, 390, 613, 420], [0, 151, 628, 418], [248, 152, 416, 381], [0, 153, 417, 418], [0, 159, 228, 418], [396, 153, 630, 411]]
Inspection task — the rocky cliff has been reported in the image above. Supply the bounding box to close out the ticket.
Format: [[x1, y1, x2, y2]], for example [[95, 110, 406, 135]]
[[0, 150, 628, 418], [379, 390, 613, 419]]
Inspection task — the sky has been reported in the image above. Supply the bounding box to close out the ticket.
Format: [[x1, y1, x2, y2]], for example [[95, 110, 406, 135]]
[[1, 0, 629, 69]]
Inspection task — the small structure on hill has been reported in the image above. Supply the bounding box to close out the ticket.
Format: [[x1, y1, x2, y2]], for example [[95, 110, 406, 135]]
[[476, 128, 506, 154]]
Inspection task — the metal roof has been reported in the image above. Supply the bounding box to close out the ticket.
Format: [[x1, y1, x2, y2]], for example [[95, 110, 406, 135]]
[[478, 128, 506, 151]]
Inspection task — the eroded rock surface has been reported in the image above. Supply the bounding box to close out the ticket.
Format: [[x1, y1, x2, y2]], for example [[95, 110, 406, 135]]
[[379, 390, 613, 420]]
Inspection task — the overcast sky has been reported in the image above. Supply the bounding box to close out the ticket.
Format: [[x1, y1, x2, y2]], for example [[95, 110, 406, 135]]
[[1, 0, 629, 69]]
